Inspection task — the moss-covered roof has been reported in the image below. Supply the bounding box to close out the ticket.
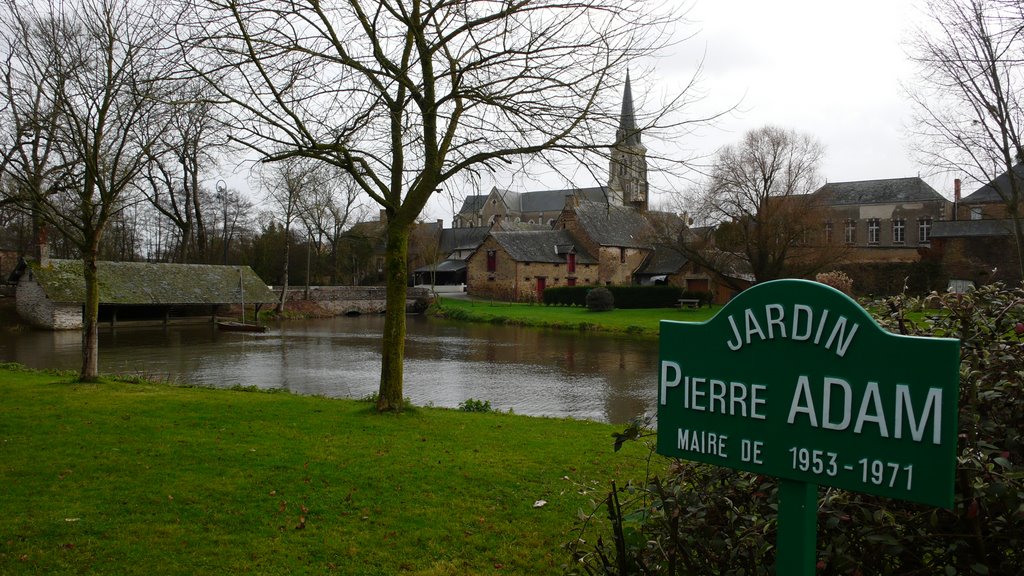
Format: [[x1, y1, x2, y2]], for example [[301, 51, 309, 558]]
[[24, 259, 277, 305]]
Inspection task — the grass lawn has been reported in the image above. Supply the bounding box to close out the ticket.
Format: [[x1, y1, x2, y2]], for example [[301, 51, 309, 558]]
[[0, 365, 650, 575], [433, 297, 720, 336]]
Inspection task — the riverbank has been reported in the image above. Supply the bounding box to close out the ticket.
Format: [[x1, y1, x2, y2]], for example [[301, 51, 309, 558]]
[[431, 297, 719, 336], [0, 364, 647, 575]]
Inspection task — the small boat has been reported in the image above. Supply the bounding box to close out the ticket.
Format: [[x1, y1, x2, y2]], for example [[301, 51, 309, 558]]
[[217, 320, 268, 333], [217, 268, 267, 333]]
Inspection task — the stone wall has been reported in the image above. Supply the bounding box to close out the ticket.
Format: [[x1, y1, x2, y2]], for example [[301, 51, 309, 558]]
[[275, 285, 432, 315], [16, 274, 82, 329], [466, 236, 518, 300]]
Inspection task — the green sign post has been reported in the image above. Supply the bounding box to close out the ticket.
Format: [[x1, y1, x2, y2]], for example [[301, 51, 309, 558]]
[[657, 279, 959, 574]]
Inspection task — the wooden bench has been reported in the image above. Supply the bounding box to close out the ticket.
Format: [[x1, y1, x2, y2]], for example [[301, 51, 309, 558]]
[[677, 298, 700, 309]]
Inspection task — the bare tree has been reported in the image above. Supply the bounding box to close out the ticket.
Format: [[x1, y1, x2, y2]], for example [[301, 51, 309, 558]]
[[294, 165, 363, 285], [0, 0, 172, 381], [211, 181, 252, 264], [0, 1, 64, 261], [181, 0, 701, 411], [264, 156, 323, 311], [684, 126, 842, 285], [908, 0, 1024, 278], [140, 80, 226, 263]]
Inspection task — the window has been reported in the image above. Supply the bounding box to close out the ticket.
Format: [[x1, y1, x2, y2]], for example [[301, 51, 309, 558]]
[[893, 218, 905, 244], [844, 219, 856, 244], [567, 252, 576, 274], [619, 247, 626, 263], [918, 218, 932, 243], [486, 250, 496, 272], [824, 221, 833, 244], [970, 207, 983, 220], [867, 219, 880, 244]]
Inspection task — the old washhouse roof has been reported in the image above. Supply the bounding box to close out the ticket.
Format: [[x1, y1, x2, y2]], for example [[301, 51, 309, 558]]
[[17, 259, 276, 305]]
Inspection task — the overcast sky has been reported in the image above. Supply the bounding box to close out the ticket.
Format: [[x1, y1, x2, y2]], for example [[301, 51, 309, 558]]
[[416, 0, 957, 224]]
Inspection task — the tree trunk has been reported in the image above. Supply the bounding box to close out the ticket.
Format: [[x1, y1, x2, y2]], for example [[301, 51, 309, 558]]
[[376, 221, 411, 412], [278, 221, 291, 313], [80, 247, 101, 382]]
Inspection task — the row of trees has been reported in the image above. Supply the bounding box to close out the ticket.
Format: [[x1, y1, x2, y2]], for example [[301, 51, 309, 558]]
[[0, 0, 700, 408]]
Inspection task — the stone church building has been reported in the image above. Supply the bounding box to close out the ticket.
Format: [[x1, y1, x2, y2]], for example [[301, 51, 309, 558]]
[[460, 74, 733, 302]]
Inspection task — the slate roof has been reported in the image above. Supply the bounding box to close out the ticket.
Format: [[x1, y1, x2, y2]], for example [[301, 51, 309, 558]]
[[517, 186, 609, 213], [413, 259, 467, 274], [931, 219, 1016, 238], [15, 259, 277, 305], [490, 230, 597, 264], [813, 177, 945, 206], [572, 200, 654, 248], [636, 245, 688, 275], [457, 186, 610, 216], [961, 163, 1024, 204], [439, 227, 490, 255], [455, 194, 488, 215]]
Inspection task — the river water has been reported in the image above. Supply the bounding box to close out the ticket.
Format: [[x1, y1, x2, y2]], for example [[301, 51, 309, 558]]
[[0, 315, 659, 424]]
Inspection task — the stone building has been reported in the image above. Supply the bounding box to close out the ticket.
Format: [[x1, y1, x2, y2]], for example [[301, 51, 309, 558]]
[[453, 72, 649, 229], [452, 186, 610, 229], [466, 229, 598, 301], [11, 259, 276, 329], [462, 73, 681, 301], [931, 167, 1024, 286], [812, 177, 951, 262], [554, 200, 656, 286]]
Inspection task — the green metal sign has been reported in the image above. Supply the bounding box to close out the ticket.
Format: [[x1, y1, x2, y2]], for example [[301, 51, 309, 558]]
[[658, 279, 959, 508]]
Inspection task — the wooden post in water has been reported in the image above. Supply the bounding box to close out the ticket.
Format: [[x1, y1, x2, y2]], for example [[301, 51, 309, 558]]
[[239, 268, 246, 324]]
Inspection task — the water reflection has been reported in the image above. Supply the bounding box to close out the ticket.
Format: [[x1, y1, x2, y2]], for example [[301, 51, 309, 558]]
[[0, 315, 660, 423]]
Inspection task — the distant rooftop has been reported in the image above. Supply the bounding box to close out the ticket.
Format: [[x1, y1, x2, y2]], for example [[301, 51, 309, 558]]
[[814, 177, 946, 206]]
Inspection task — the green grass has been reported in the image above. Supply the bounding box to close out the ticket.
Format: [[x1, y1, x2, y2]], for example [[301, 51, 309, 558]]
[[0, 364, 648, 575], [433, 297, 720, 336]]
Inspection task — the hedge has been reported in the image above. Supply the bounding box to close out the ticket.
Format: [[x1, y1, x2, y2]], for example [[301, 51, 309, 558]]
[[543, 285, 684, 308]]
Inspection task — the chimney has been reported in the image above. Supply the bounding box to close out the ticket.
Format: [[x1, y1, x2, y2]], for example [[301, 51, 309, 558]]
[[379, 209, 387, 222], [954, 179, 961, 221], [36, 224, 49, 266], [437, 219, 443, 228]]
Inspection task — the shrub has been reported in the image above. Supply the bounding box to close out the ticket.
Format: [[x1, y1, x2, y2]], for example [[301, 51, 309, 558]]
[[543, 286, 591, 306], [585, 287, 615, 312], [607, 285, 683, 308], [815, 270, 854, 296], [543, 285, 685, 308], [568, 283, 1024, 575], [458, 398, 493, 413]]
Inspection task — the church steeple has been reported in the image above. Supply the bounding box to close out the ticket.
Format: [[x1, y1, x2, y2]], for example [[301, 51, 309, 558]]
[[608, 71, 649, 210], [616, 71, 641, 147]]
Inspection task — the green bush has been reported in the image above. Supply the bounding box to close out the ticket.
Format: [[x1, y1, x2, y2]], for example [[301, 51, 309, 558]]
[[542, 286, 591, 306], [543, 285, 686, 308], [458, 398, 493, 413], [608, 285, 683, 308], [586, 287, 615, 312], [568, 283, 1024, 575]]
